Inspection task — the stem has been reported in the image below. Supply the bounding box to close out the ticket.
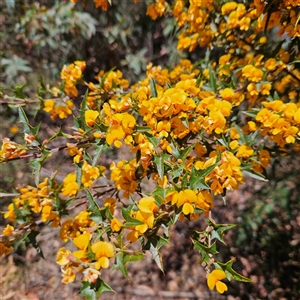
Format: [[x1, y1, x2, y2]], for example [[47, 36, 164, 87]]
[[208, 210, 212, 247]]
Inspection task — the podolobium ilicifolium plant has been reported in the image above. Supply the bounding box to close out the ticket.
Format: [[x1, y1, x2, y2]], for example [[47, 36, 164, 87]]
[[1, 0, 300, 298]]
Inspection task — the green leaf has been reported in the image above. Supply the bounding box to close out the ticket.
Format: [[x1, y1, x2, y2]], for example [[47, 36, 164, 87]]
[[143, 235, 169, 272], [214, 259, 252, 282], [113, 252, 145, 278], [149, 77, 158, 97], [76, 163, 83, 188], [208, 65, 217, 92], [121, 206, 144, 227], [182, 117, 189, 128], [199, 162, 218, 178], [190, 177, 210, 190], [144, 133, 161, 148], [216, 136, 228, 148], [99, 67, 116, 89], [29, 160, 42, 187], [13, 83, 26, 98], [179, 144, 194, 160], [169, 140, 180, 159], [85, 189, 110, 223], [242, 110, 259, 118], [98, 280, 114, 293], [74, 90, 88, 131], [207, 220, 236, 244], [171, 167, 182, 180], [136, 126, 151, 133], [170, 208, 182, 225], [152, 185, 171, 206], [92, 144, 105, 166], [47, 128, 63, 143], [25, 231, 44, 259], [123, 252, 145, 264], [18, 106, 31, 134], [242, 170, 268, 182], [154, 156, 164, 179], [189, 162, 218, 190], [113, 252, 128, 278], [80, 279, 114, 300], [192, 240, 218, 264], [81, 90, 88, 120], [18, 107, 41, 139], [29, 149, 51, 186], [86, 189, 101, 216], [234, 125, 249, 144]]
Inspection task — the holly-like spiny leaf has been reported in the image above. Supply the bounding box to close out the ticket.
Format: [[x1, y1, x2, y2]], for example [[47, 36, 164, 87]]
[[207, 219, 236, 244], [80, 279, 114, 300], [149, 77, 158, 97], [113, 251, 145, 278], [121, 206, 145, 227], [192, 239, 218, 264], [214, 259, 252, 282], [143, 234, 169, 272]]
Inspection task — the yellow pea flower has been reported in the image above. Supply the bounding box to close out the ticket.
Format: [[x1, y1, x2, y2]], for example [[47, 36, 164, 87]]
[[56, 247, 72, 266], [229, 140, 239, 149], [236, 144, 254, 158], [220, 88, 234, 101], [221, 2, 237, 15], [259, 150, 270, 168], [138, 197, 158, 214], [207, 269, 228, 294], [62, 173, 79, 197], [4, 203, 16, 221], [135, 210, 155, 233], [111, 218, 123, 232], [3, 224, 14, 236], [73, 232, 91, 251], [265, 58, 277, 71], [126, 230, 139, 243], [91, 241, 114, 269], [0, 242, 14, 256], [85, 110, 99, 127]]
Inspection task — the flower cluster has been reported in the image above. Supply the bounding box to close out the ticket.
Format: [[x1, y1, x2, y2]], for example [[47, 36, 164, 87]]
[[62, 161, 104, 197], [166, 189, 212, 217], [3, 178, 59, 226], [2, 0, 300, 297], [146, 0, 167, 20], [43, 99, 75, 119], [126, 197, 158, 242], [56, 238, 114, 284], [110, 159, 138, 198], [256, 100, 300, 147], [0, 138, 27, 161], [61, 60, 86, 97]]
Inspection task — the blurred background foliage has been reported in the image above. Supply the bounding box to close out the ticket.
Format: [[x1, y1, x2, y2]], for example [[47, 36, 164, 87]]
[[1, 1, 299, 299], [226, 154, 300, 298], [0, 0, 183, 92]]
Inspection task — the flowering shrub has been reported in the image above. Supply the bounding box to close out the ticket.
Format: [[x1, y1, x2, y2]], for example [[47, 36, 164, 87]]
[[1, 0, 300, 298]]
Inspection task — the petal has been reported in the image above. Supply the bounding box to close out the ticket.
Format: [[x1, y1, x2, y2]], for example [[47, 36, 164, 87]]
[[73, 232, 90, 250], [182, 202, 194, 215], [207, 272, 216, 290], [99, 256, 110, 269], [211, 269, 227, 280], [216, 281, 228, 294]]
